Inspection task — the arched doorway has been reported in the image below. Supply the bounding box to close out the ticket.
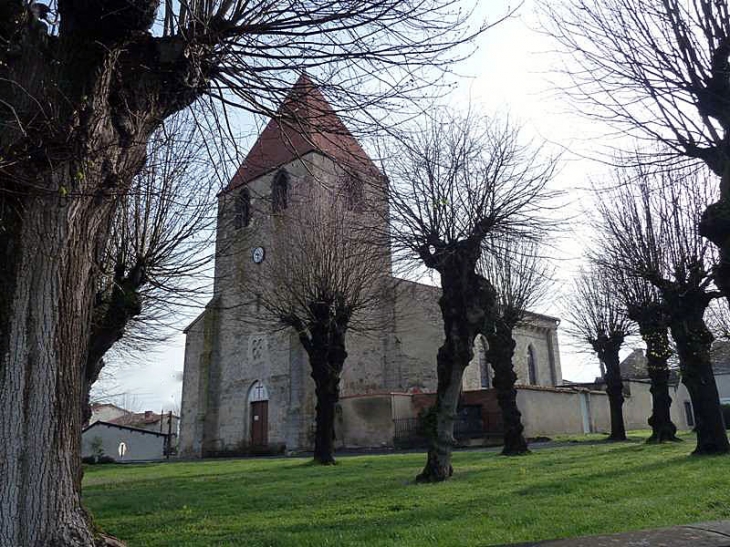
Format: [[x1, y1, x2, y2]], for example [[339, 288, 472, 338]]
[[248, 380, 269, 447]]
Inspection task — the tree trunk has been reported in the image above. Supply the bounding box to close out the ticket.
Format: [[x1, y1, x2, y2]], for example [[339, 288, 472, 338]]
[[304, 320, 348, 465], [700, 166, 730, 302], [416, 346, 464, 482], [416, 260, 495, 482], [670, 316, 729, 454], [311, 370, 341, 465], [602, 349, 627, 441], [487, 321, 528, 456], [642, 327, 678, 443], [0, 187, 114, 546]]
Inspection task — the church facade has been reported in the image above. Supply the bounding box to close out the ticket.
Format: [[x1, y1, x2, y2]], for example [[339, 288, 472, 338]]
[[178, 77, 563, 457]]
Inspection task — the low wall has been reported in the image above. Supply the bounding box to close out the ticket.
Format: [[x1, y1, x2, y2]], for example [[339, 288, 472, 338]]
[[516, 387, 589, 437], [336, 394, 400, 448], [335, 380, 695, 450]]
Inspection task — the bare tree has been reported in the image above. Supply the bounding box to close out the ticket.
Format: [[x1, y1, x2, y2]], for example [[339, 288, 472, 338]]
[[613, 271, 678, 443], [564, 267, 635, 441], [0, 2, 499, 543], [383, 111, 558, 481], [82, 114, 217, 424], [595, 165, 729, 454], [543, 0, 730, 303], [252, 192, 389, 465], [478, 238, 553, 455]]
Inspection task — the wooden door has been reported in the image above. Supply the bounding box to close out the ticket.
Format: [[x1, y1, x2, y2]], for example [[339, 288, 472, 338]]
[[250, 401, 268, 446]]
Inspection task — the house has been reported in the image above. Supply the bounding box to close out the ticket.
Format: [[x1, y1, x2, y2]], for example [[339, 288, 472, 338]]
[[88, 403, 130, 424], [710, 342, 730, 405], [82, 421, 171, 462], [108, 410, 179, 440], [88, 405, 179, 451]]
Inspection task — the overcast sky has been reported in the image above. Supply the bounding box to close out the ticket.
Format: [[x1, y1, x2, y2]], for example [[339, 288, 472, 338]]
[[96, 0, 628, 413]]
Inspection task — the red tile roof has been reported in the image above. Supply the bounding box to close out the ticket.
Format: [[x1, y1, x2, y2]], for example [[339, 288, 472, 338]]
[[225, 74, 380, 192]]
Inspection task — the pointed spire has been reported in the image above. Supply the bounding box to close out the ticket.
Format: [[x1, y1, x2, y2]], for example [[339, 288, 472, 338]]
[[226, 75, 379, 191]]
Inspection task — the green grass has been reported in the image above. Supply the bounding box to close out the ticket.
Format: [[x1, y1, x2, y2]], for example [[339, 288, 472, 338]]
[[83, 433, 730, 547]]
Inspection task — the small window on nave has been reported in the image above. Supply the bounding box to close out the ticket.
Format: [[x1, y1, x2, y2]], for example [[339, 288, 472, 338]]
[[528, 344, 538, 385], [234, 188, 251, 229], [343, 173, 364, 212], [272, 170, 289, 213]]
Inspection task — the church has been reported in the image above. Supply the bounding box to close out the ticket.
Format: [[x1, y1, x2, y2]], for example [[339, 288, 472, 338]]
[[178, 76, 565, 457]]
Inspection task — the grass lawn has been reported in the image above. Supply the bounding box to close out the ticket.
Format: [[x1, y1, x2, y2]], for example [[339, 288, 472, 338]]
[[83, 431, 730, 547]]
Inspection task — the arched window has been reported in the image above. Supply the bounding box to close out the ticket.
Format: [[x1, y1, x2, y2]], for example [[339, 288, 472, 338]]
[[234, 188, 251, 229], [272, 170, 289, 213], [343, 174, 364, 212], [477, 335, 490, 388], [528, 345, 538, 385], [248, 380, 269, 402]]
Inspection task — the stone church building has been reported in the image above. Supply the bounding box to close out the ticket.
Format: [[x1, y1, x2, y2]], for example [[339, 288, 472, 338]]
[[178, 76, 564, 458]]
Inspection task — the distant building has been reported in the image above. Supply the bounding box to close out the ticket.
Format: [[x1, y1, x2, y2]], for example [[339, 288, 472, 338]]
[[88, 403, 129, 424], [82, 421, 171, 462], [709, 342, 730, 405], [88, 404, 179, 452], [108, 410, 179, 438]]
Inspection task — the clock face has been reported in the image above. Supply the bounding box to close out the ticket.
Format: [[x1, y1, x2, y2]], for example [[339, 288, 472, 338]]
[[252, 246, 265, 264]]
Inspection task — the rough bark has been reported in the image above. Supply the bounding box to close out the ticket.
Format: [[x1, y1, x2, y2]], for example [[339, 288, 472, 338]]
[[592, 335, 626, 442], [310, 347, 346, 465], [289, 303, 350, 466], [416, 249, 496, 482], [487, 320, 528, 456], [0, 4, 205, 543], [641, 326, 679, 443], [700, 167, 730, 304], [0, 169, 121, 547], [669, 307, 730, 454], [603, 350, 626, 441]]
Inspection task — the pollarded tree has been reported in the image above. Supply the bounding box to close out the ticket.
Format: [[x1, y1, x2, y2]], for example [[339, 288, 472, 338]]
[[565, 267, 634, 441], [612, 272, 678, 443], [0, 2, 492, 543], [479, 238, 553, 455], [84, 113, 217, 423], [595, 165, 729, 454], [253, 193, 389, 465], [544, 1, 730, 301], [384, 111, 558, 481]]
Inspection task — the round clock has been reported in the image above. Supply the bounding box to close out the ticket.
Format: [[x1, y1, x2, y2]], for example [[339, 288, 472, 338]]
[[251, 246, 265, 264]]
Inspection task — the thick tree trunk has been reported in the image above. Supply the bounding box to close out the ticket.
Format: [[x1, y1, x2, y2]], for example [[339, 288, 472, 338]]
[[416, 346, 464, 482], [0, 187, 114, 546], [602, 349, 627, 441], [416, 259, 495, 482], [0, 3, 207, 544], [311, 370, 341, 465], [488, 322, 528, 456], [670, 315, 729, 454], [303, 317, 348, 466], [641, 327, 678, 443]]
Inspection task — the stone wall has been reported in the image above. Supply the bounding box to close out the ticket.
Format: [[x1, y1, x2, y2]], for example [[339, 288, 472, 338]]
[[392, 279, 563, 393], [333, 381, 695, 449]]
